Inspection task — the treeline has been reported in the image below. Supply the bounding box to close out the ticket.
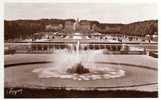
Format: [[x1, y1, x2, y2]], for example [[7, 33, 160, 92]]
[[4, 19, 65, 39], [121, 20, 158, 36], [4, 19, 158, 40]]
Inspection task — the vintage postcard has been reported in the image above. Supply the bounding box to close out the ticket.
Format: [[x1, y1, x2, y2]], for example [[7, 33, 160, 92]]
[[4, 2, 158, 98]]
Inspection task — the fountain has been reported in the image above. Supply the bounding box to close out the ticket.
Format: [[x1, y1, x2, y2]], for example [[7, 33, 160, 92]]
[[66, 40, 90, 74], [32, 37, 125, 80], [67, 62, 90, 74]]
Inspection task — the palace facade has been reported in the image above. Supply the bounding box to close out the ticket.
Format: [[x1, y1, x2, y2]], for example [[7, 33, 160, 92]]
[[44, 18, 123, 34]]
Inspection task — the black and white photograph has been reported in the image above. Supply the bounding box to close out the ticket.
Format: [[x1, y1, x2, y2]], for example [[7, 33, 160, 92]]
[[4, 2, 158, 98]]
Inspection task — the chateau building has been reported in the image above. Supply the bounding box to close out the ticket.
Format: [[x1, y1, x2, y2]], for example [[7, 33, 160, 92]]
[[44, 18, 124, 34], [78, 20, 91, 33], [63, 19, 75, 33]]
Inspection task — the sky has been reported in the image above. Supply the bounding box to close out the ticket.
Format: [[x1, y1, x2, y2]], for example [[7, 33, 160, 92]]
[[5, 3, 158, 23]]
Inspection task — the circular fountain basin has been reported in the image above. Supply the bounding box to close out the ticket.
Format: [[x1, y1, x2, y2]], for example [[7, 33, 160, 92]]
[[5, 62, 157, 90]]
